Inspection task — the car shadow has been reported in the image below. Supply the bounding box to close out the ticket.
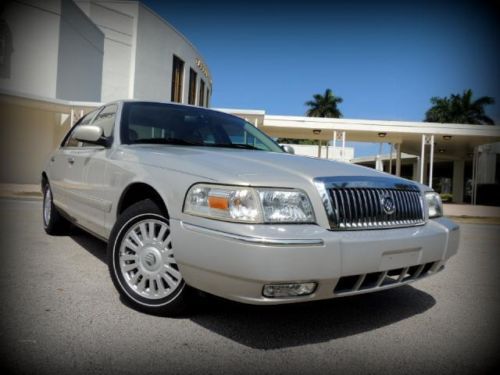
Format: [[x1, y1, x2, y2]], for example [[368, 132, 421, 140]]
[[189, 285, 436, 350], [69, 227, 107, 264], [68, 229, 436, 350]]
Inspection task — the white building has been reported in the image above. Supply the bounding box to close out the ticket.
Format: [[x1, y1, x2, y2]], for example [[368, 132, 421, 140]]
[[0, 0, 212, 183], [0, 0, 212, 105], [0, 0, 104, 101]]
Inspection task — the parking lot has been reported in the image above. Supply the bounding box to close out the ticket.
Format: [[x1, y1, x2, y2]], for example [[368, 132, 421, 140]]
[[0, 198, 499, 374]]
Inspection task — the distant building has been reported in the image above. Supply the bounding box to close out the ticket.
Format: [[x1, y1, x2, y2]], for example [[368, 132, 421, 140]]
[[280, 144, 354, 162]]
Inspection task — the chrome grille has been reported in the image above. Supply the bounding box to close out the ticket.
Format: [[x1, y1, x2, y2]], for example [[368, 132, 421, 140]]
[[315, 176, 425, 230]]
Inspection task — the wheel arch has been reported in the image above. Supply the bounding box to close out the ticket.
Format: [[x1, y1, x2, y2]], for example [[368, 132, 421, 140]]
[[41, 171, 49, 189], [116, 182, 169, 218]]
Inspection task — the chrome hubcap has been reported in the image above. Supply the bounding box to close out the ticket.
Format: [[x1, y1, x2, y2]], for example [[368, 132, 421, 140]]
[[43, 188, 52, 226], [119, 219, 181, 300]]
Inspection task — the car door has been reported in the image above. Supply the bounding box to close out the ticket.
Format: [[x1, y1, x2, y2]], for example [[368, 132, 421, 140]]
[[63, 105, 117, 237], [49, 109, 100, 212]]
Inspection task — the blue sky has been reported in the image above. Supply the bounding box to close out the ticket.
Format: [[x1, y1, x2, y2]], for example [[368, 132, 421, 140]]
[[142, 0, 499, 156]]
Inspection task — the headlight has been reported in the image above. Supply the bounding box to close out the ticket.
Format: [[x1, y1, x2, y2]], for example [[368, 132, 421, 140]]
[[258, 189, 315, 223], [425, 192, 443, 218], [183, 184, 315, 223]]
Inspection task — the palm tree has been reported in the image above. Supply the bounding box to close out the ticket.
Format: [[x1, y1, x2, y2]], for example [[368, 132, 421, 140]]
[[305, 89, 343, 118], [424, 89, 495, 125]]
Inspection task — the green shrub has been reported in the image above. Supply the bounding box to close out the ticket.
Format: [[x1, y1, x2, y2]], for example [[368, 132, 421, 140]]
[[440, 193, 453, 203]]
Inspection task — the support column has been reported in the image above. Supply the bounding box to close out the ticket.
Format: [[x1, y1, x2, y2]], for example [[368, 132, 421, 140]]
[[332, 130, 337, 159], [452, 160, 465, 204], [420, 134, 426, 183], [376, 143, 384, 171], [472, 146, 479, 205], [395, 143, 402, 176], [389, 143, 394, 174], [412, 158, 419, 181], [477, 145, 496, 183], [429, 135, 435, 188], [341, 131, 346, 161], [317, 140, 321, 158], [70, 108, 75, 127]]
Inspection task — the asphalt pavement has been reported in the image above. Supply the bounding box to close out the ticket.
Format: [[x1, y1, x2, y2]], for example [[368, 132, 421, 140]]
[[0, 198, 499, 374]]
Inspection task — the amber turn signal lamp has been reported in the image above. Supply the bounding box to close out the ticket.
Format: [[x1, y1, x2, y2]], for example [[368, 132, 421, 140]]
[[208, 196, 229, 210]]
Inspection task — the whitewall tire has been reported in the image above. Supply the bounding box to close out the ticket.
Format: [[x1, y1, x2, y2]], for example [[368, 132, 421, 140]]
[[107, 199, 192, 316]]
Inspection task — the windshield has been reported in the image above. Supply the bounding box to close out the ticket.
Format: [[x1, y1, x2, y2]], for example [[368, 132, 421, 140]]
[[120, 102, 283, 153]]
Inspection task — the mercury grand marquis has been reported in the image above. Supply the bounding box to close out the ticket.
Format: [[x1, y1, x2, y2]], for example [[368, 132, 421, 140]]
[[42, 100, 459, 315]]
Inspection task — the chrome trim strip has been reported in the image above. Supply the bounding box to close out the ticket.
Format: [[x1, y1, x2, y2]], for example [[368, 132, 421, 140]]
[[314, 180, 336, 229], [314, 176, 421, 190], [181, 222, 324, 246]]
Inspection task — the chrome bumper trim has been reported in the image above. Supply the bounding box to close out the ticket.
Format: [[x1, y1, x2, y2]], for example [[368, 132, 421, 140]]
[[181, 222, 324, 247]]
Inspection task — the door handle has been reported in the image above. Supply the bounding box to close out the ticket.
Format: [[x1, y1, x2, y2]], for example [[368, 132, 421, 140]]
[[50, 156, 55, 162], [68, 157, 75, 165]]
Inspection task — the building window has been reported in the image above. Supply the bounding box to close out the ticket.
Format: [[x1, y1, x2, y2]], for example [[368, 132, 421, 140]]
[[199, 79, 205, 107], [171, 55, 184, 103], [188, 68, 197, 105], [205, 88, 210, 107]]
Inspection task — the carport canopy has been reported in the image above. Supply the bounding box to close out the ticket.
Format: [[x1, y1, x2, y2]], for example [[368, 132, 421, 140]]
[[218, 109, 500, 162]]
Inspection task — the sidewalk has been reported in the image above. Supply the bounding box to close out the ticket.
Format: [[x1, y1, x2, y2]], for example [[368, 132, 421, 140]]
[[443, 203, 500, 218], [0, 183, 41, 199], [1, 183, 499, 220]]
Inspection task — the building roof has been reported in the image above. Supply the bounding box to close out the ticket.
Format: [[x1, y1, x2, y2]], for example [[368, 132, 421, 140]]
[[352, 153, 417, 164], [219, 108, 500, 162]]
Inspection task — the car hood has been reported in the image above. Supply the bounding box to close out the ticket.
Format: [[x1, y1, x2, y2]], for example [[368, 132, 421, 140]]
[[119, 145, 416, 188]]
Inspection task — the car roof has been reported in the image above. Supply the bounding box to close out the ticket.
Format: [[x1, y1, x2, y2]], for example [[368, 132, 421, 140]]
[[107, 99, 222, 114]]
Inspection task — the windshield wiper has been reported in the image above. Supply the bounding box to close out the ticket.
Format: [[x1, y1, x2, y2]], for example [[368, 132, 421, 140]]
[[132, 138, 201, 146], [208, 143, 260, 150], [132, 139, 261, 150]]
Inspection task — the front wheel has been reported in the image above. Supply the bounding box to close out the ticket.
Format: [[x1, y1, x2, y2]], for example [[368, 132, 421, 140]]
[[107, 199, 191, 316]]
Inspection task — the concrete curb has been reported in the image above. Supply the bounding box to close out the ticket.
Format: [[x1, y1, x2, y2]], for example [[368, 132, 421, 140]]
[[0, 193, 42, 201], [446, 216, 500, 225]]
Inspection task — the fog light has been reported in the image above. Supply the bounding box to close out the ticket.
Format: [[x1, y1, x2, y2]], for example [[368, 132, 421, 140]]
[[262, 282, 317, 298]]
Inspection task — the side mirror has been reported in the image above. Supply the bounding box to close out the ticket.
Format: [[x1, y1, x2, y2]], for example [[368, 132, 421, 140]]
[[281, 145, 295, 154], [73, 125, 108, 146]]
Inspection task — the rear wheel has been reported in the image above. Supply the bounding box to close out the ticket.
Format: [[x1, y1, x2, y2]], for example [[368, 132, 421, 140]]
[[107, 199, 192, 316], [42, 182, 70, 235]]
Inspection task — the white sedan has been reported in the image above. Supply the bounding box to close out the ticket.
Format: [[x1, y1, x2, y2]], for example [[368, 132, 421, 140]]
[[42, 100, 459, 315]]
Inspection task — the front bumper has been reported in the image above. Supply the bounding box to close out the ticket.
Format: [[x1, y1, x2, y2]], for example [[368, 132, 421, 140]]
[[171, 216, 459, 304]]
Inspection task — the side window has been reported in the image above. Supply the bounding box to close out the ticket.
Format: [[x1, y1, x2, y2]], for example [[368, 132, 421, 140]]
[[62, 109, 99, 148], [79, 111, 96, 125], [92, 104, 117, 137], [63, 105, 116, 148]]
